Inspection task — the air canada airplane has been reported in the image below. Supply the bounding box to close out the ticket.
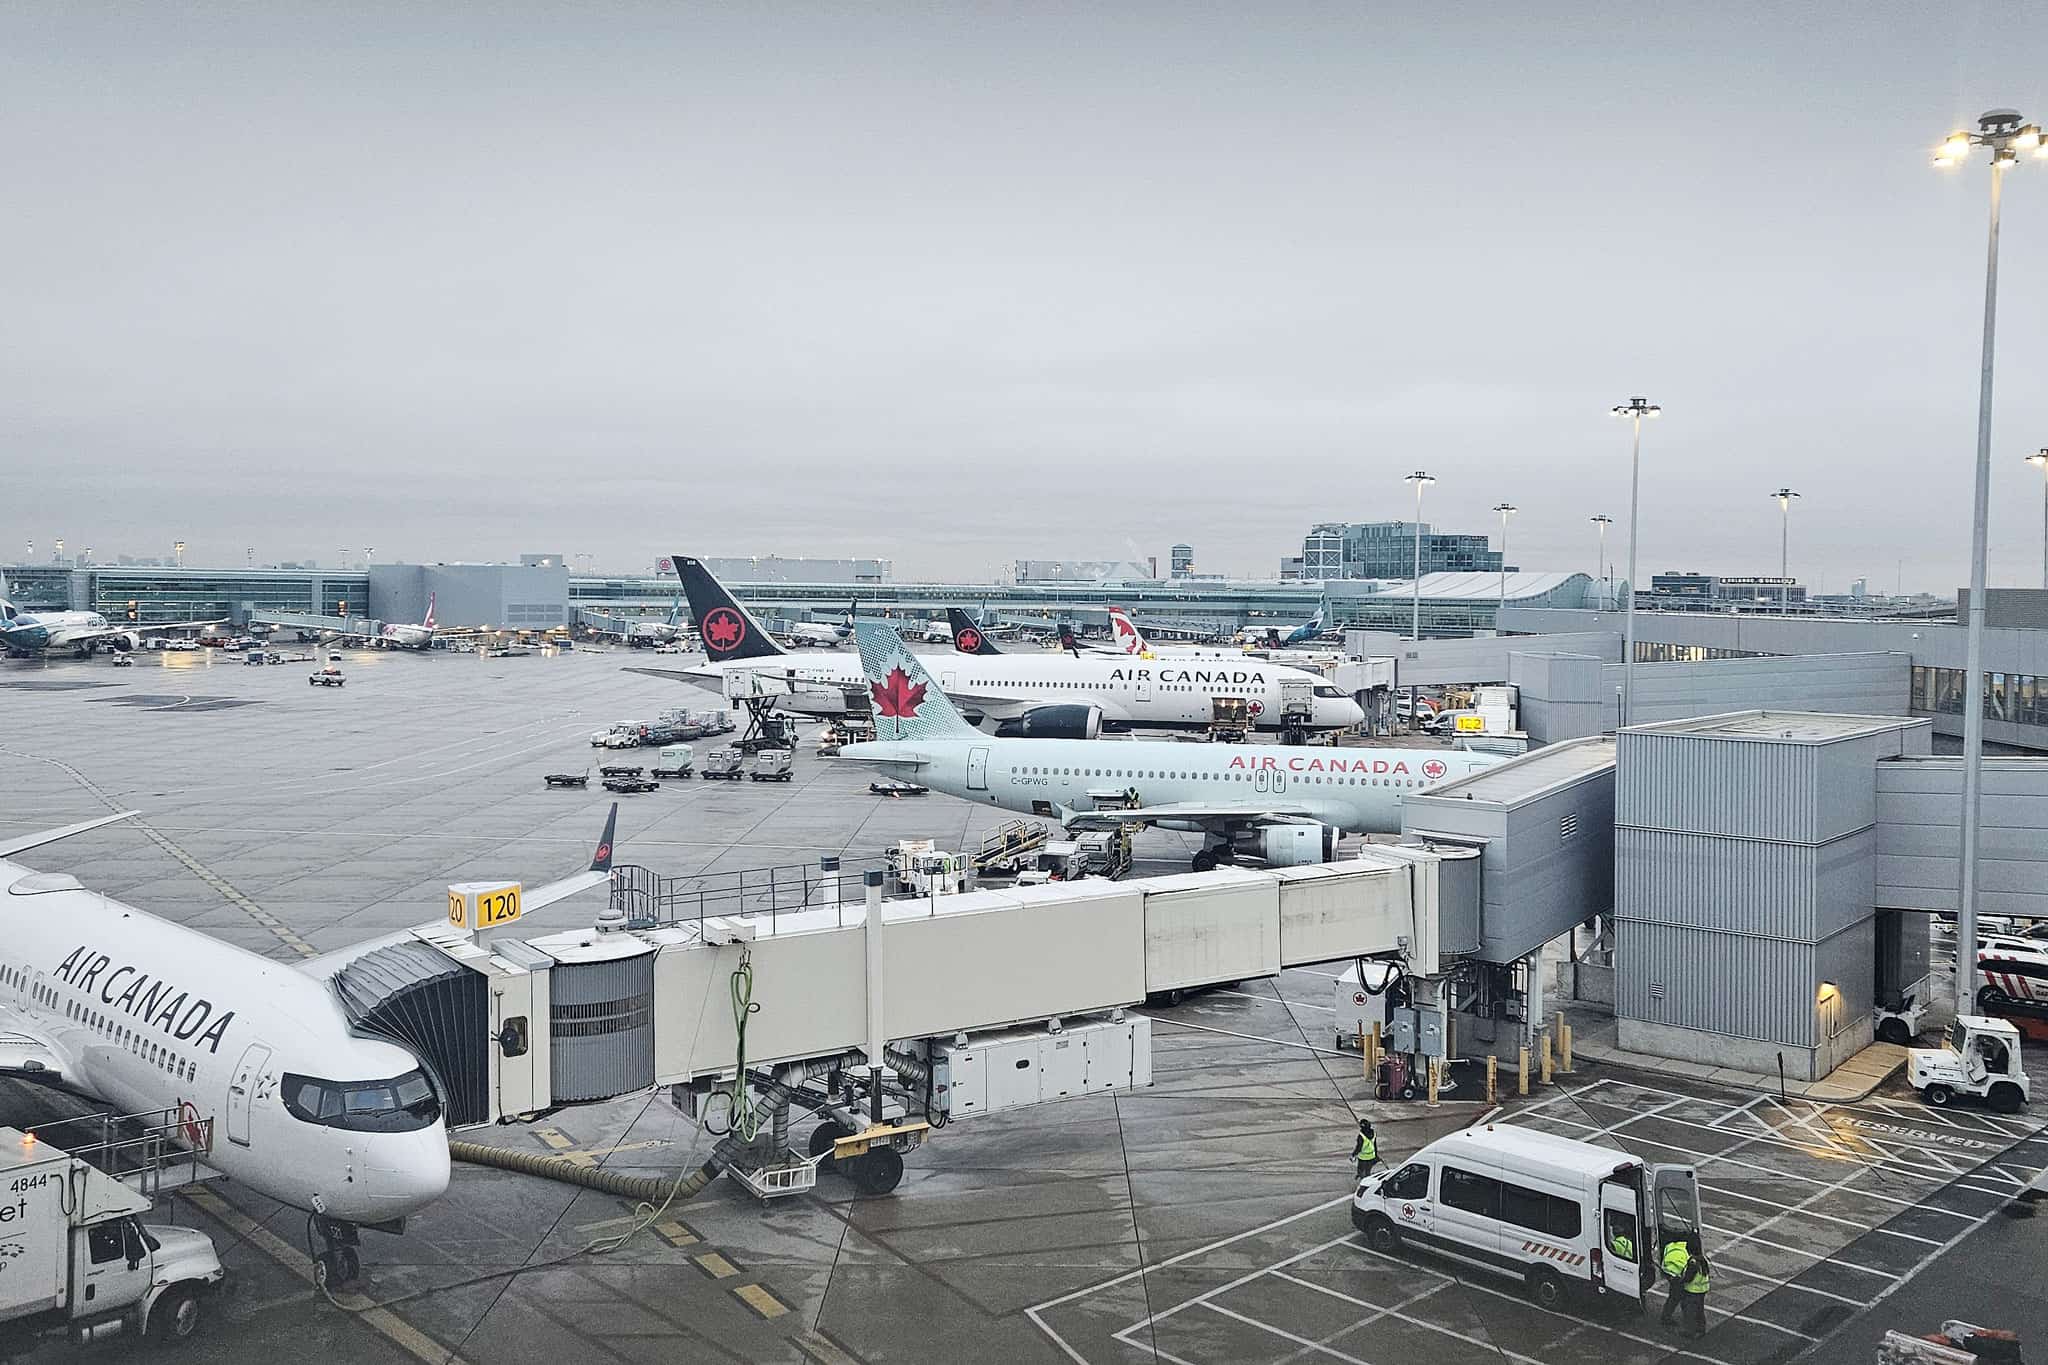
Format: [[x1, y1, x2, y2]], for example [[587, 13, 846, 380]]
[[839, 623, 1502, 869], [1106, 606, 1241, 660], [0, 806, 618, 1284], [649, 556, 1364, 737]]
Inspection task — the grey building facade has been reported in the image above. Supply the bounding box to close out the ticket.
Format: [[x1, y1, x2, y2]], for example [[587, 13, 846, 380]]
[[1613, 712, 1932, 1080], [1298, 521, 1505, 581], [1501, 604, 2048, 754], [369, 563, 570, 630]]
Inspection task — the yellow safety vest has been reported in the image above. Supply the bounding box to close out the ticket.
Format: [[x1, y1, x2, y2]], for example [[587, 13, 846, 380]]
[[1609, 1234, 1634, 1260], [1661, 1242, 1689, 1279], [1354, 1133, 1377, 1162]]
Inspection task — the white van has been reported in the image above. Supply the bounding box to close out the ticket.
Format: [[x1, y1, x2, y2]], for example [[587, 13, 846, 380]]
[[1351, 1122, 1702, 1310]]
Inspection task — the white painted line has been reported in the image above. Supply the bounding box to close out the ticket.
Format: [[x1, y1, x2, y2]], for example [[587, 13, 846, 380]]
[[1297, 1250, 1742, 1364], [1253, 1276, 1549, 1365], [1024, 1192, 1353, 1363], [1699, 1178, 1962, 1235], [1701, 1257, 1870, 1308], [1215, 988, 1336, 1013], [1201, 1301, 1378, 1365]]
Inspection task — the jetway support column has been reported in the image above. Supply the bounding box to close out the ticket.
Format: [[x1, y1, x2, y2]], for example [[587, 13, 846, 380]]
[[864, 869, 886, 1127]]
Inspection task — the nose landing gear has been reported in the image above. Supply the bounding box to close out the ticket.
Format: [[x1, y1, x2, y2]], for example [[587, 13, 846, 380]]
[[307, 1214, 363, 1290]]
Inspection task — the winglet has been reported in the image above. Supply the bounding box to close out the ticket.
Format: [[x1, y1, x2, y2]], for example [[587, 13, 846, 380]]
[[590, 803, 619, 873], [0, 810, 140, 861]]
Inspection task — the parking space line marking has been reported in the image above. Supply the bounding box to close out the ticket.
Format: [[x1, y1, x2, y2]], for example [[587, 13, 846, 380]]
[[1201, 1301, 1381, 1365], [1700, 1179, 1956, 1237], [1110, 1232, 1388, 1339], [1108, 1328, 1202, 1365], [1701, 1258, 1870, 1308], [1320, 1243, 1746, 1362], [1701, 1221, 1890, 1279]]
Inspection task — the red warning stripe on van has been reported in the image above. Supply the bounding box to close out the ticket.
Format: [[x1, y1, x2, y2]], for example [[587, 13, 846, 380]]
[[1519, 1241, 1586, 1267]]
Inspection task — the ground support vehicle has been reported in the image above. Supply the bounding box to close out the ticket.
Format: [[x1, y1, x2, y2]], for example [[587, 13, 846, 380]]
[[700, 748, 745, 780], [543, 771, 590, 788], [1909, 1015, 2030, 1112], [598, 764, 644, 779], [870, 779, 927, 797], [1350, 1122, 1703, 1312], [602, 776, 660, 794], [309, 667, 344, 687], [0, 1123, 225, 1351], [750, 749, 794, 782], [651, 745, 694, 779]]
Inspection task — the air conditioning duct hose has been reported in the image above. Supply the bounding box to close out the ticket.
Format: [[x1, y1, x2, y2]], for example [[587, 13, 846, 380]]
[[448, 1139, 723, 1204]]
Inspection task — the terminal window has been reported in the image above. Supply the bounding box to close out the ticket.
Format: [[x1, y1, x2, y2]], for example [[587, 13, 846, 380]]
[[1912, 666, 2047, 727]]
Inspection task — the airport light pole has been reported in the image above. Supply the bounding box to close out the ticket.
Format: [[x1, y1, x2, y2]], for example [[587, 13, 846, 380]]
[[1492, 503, 1517, 613], [1590, 515, 1614, 610], [2030, 449, 2048, 589], [1933, 109, 2042, 1005], [1405, 470, 1434, 733], [1405, 471, 1435, 640], [1610, 398, 1659, 726], [1771, 489, 1800, 614]]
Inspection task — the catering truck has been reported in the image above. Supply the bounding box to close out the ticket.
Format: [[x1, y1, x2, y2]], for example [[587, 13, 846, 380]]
[[1351, 1122, 1703, 1311], [0, 1127, 225, 1350]]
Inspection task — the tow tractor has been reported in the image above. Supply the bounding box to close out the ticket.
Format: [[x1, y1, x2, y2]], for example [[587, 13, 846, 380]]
[[0, 1121, 225, 1352], [1908, 1015, 2030, 1112]]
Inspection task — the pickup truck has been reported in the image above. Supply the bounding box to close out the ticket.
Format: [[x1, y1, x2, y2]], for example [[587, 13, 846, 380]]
[[0, 1126, 225, 1350]]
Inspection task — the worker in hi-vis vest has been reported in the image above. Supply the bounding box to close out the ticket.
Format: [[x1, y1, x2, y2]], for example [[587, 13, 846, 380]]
[[1352, 1119, 1379, 1180], [1659, 1234, 1710, 1337]]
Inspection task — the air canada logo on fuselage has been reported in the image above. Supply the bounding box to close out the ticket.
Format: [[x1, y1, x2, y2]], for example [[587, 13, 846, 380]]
[[1108, 667, 1267, 685], [52, 947, 236, 1054], [1228, 754, 1412, 774]]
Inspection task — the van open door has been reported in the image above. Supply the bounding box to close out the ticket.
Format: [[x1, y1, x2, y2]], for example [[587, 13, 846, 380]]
[[1645, 1163, 1703, 1258], [1596, 1178, 1645, 1300]]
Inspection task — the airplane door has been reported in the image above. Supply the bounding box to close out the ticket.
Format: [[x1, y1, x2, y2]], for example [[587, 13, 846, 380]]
[[1254, 766, 1270, 794], [941, 670, 958, 691], [968, 747, 990, 791], [1135, 674, 1151, 703], [227, 1043, 271, 1147], [1271, 768, 1287, 794]]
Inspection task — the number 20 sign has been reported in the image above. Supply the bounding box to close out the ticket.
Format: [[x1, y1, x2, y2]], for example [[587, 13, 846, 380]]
[[447, 881, 522, 932]]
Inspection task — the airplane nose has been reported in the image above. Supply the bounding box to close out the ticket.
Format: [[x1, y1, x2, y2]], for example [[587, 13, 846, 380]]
[[366, 1126, 452, 1217]]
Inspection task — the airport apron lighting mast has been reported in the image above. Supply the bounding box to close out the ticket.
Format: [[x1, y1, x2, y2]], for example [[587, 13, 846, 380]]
[[1404, 469, 1435, 728], [1492, 502, 1517, 608], [1771, 488, 1800, 613], [2029, 448, 2048, 589], [1932, 107, 2043, 1005], [1610, 396, 1659, 725], [1589, 514, 1613, 608]]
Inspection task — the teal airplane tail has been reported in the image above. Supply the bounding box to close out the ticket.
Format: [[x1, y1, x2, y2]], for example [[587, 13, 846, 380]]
[[851, 621, 980, 741]]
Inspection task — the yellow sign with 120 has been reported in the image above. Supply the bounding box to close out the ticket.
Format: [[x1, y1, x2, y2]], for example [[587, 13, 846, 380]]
[[447, 881, 523, 932]]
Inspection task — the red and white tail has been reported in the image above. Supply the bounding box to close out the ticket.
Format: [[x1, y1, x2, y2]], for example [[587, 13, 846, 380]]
[[423, 592, 436, 629], [1108, 606, 1146, 655]]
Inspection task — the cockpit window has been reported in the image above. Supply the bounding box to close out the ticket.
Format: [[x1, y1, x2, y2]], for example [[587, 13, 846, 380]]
[[283, 1069, 442, 1132], [1313, 686, 1345, 699]]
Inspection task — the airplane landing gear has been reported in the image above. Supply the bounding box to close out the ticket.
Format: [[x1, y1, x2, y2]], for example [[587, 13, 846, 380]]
[[307, 1214, 363, 1289], [1191, 839, 1234, 873]]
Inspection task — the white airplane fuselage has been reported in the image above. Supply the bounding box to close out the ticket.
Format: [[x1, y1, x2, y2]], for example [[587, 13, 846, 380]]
[[840, 735, 1497, 833], [681, 653, 1364, 733], [0, 609, 134, 655], [379, 623, 434, 649], [0, 859, 450, 1226]]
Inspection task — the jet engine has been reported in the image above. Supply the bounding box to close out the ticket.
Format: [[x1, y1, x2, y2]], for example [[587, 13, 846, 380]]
[[995, 704, 1102, 740]]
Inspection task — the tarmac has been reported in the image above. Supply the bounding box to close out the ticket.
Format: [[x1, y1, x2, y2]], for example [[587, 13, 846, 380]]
[[0, 642, 2042, 1364]]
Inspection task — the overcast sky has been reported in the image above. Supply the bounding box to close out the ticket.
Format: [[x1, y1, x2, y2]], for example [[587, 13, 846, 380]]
[[5, 3, 2048, 591]]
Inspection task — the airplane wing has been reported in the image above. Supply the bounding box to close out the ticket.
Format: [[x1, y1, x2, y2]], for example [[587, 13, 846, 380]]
[[0, 810, 139, 859], [1062, 800, 1320, 831], [71, 619, 225, 645], [0, 1003, 82, 1084]]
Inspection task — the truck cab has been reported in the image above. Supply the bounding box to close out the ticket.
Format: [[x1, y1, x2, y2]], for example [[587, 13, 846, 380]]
[[0, 1128, 225, 1351], [1909, 1014, 2029, 1112]]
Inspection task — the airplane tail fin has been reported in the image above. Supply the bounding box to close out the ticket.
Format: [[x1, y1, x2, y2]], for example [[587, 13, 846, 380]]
[[947, 607, 1002, 655], [1107, 606, 1147, 655], [423, 592, 437, 630], [589, 802, 619, 872], [671, 555, 789, 662], [853, 621, 980, 740]]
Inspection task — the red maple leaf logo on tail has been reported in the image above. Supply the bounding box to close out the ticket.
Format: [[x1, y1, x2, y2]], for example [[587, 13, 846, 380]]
[[957, 629, 982, 653], [871, 667, 927, 719], [702, 608, 745, 650]]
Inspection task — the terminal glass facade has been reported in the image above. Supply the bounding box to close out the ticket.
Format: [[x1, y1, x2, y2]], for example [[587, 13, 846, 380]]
[[90, 572, 368, 626], [1913, 666, 2048, 729]]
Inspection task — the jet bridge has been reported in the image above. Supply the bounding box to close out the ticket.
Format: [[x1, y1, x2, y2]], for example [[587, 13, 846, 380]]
[[317, 845, 1473, 1136]]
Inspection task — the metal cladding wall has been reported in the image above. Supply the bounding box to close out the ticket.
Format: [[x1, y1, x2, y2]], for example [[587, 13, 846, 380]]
[[1600, 653, 1911, 732], [1511, 651, 1606, 744], [1875, 756, 2048, 917], [1405, 738, 1617, 964], [1352, 630, 1622, 688], [1615, 714, 1924, 1077], [550, 951, 656, 1103]]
